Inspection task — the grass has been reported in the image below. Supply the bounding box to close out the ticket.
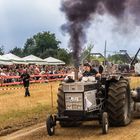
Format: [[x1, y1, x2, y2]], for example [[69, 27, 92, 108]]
[[129, 77, 140, 89], [0, 82, 59, 131], [0, 104, 49, 122], [0, 82, 58, 114]]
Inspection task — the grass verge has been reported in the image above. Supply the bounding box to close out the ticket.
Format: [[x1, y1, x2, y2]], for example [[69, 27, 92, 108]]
[[0, 82, 59, 136]]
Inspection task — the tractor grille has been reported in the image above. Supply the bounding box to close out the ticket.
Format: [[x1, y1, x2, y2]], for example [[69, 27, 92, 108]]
[[84, 84, 98, 91], [65, 93, 83, 111], [63, 84, 84, 92], [62, 82, 98, 92]]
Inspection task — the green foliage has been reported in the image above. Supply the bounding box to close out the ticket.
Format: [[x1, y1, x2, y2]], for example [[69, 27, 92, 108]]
[[57, 48, 71, 64], [108, 54, 128, 64], [80, 43, 94, 63], [23, 31, 61, 58], [23, 38, 35, 55], [90, 56, 104, 62], [10, 47, 23, 57], [0, 45, 4, 55], [9, 31, 71, 64]]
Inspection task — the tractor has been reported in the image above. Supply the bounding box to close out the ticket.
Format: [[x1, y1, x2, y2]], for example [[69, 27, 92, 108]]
[[46, 67, 140, 136], [46, 49, 140, 136]]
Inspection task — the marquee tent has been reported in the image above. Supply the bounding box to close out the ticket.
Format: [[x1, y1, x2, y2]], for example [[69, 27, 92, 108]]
[[0, 55, 13, 65], [2, 53, 27, 64], [44, 57, 65, 65], [21, 54, 47, 65]]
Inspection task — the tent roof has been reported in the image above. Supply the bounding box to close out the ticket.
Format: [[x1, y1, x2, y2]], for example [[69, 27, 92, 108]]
[[21, 55, 47, 65], [21, 55, 44, 61], [44, 57, 65, 65], [0, 55, 10, 61], [2, 53, 22, 61], [2, 53, 28, 64], [0, 55, 13, 65]]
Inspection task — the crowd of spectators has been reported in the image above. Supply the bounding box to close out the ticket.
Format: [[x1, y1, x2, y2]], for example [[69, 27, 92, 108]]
[[0, 64, 71, 84], [1, 62, 136, 85]]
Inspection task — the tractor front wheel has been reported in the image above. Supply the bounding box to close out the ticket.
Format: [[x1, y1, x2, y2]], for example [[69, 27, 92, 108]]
[[46, 115, 55, 136], [102, 112, 109, 134]]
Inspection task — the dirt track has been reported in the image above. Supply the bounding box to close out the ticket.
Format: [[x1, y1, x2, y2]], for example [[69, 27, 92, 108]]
[[1, 118, 140, 140]]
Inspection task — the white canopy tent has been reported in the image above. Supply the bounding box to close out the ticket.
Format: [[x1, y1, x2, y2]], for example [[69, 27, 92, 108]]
[[0, 54, 65, 65], [2, 53, 27, 64], [0, 55, 13, 65], [21, 54, 47, 65], [3, 53, 21, 60], [44, 57, 65, 65]]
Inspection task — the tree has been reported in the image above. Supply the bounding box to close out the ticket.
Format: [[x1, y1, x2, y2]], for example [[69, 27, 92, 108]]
[[0, 45, 4, 55], [23, 38, 36, 55], [108, 54, 128, 64], [57, 48, 71, 64], [80, 43, 94, 64], [10, 47, 23, 57], [9, 31, 72, 65], [23, 31, 61, 58]]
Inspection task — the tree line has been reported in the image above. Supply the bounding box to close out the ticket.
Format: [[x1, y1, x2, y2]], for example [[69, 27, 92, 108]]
[[0, 31, 71, 64], [0, 31, 132, 65]]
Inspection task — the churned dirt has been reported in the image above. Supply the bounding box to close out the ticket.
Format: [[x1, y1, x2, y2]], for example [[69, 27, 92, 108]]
[[1, 118, 140, 140]]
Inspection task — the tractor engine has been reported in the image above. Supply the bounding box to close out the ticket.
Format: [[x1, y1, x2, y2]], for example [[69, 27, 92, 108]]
[[56, 76, 107, 128], [62, 81, 102, 113]]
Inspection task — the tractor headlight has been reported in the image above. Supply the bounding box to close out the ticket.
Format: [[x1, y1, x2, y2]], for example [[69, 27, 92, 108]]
[[65, 93, 83, 110]]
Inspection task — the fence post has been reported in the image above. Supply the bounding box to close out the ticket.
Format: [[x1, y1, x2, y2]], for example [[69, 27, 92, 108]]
[[50, 83, 53, 108]]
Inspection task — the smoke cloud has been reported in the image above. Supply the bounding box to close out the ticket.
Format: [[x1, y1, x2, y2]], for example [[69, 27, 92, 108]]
[[61, 0, 140, 67]]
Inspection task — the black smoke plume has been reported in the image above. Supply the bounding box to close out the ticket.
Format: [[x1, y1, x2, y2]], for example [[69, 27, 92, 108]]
[[61, 0, 140, 67], [103, 0, 127, 17], [61, 0, 100, 67]]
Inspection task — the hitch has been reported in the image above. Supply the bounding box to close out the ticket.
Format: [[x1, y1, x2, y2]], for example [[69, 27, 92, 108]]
[[131, 87, 140, 102]]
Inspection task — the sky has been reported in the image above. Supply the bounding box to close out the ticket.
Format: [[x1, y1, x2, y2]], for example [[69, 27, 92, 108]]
[[0, 0, 140, 56]]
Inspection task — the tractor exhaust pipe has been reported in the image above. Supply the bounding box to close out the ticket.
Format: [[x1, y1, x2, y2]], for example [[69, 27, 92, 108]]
[[74, 67, 79, 81]]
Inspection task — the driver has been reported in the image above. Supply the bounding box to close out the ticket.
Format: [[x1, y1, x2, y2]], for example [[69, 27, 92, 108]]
[[83, 63, 101, 77]]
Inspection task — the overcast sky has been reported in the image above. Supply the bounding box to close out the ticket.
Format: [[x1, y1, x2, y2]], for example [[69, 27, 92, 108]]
[[0, 0, 140, 56]]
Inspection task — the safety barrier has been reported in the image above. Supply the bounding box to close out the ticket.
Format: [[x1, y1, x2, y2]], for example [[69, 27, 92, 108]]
[[0, 85, 43, 91], [0, 73, 67, 87]]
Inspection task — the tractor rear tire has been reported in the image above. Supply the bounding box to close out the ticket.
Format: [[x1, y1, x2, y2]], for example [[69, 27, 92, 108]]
[[57, 86, 65, 115], [107, 78, 132, 126]]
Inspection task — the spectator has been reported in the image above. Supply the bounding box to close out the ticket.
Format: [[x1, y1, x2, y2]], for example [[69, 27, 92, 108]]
[[20, 69, 30, 97]]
